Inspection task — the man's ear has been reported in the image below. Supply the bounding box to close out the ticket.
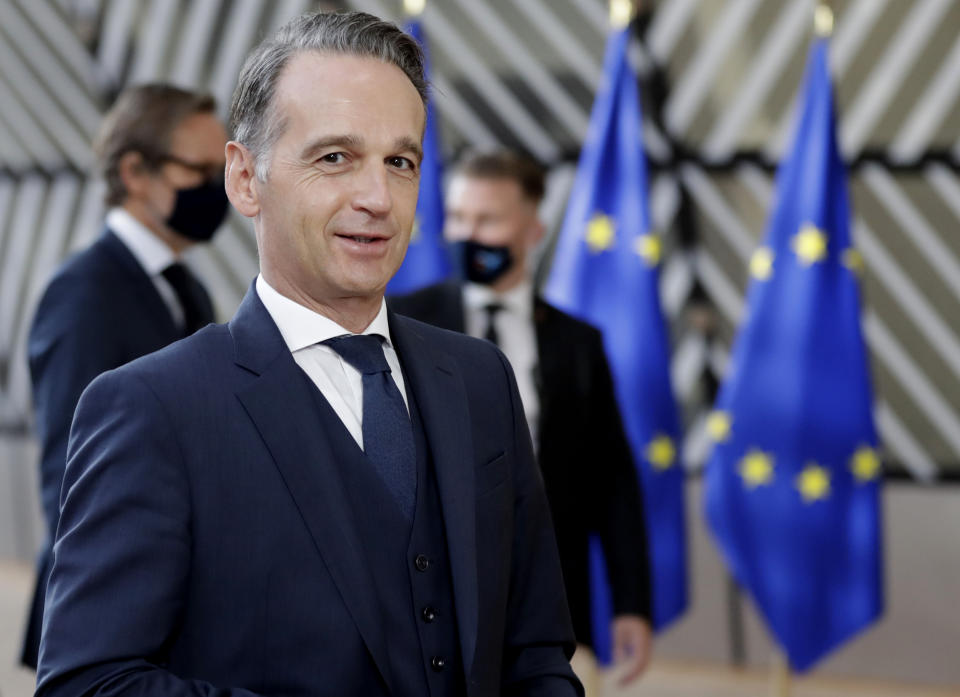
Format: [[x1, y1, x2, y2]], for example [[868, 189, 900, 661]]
[[225, 141, 260, 218], [117, 151, 150, 201]]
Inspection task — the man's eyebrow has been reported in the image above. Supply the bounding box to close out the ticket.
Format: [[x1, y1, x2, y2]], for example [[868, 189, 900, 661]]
[[300, 134, 363, 161], [393, 136, 423, 163]]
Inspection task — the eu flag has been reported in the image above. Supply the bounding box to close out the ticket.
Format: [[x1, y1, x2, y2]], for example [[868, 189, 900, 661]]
[[703, 37, 883, 672], [544, 23, 688, 657], [387, 19, 450, 294]]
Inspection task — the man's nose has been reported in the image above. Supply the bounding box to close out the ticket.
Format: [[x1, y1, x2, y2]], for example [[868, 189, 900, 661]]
[[351, 163, 393, 216]]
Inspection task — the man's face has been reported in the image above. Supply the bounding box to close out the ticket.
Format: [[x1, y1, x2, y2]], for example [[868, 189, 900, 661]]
[[253, 52, 425, 306], [444, 175, 541, 267], [140, 112, 228, 233]]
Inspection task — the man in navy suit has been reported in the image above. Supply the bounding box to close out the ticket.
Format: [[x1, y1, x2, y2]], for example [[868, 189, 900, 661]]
[[36, 11, 581, 697], [22, 84, 228, 669]]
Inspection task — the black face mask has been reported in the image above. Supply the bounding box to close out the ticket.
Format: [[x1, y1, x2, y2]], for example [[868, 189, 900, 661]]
[[457, 240, 514, 285], [166, 177, 230, 242]]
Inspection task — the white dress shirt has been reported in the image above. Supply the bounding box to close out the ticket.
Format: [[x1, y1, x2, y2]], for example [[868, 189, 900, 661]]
[[106, 207, 185, 329], [463, 280, 540, 447], [255, 274, 408, 450]]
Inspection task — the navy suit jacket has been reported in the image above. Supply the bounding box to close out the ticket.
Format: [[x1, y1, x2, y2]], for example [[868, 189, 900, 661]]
[[390, 282, 651, 647], [36, 286, 581, 697], [23, 229, 212, 668]]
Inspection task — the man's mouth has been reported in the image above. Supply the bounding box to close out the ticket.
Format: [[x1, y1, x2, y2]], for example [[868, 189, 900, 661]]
[[336, 233, 388, 244]]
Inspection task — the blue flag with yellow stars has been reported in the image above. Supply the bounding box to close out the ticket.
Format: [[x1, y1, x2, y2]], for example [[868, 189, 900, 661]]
[[387, 19, 450, 294], [703, 36, 883, 673], [544, 23, 688, 658]]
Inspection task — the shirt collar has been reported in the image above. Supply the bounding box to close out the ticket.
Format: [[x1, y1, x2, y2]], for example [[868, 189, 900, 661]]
[[255, 274, 394, 353], [106, 207, 177, 276], [464, 279, 534, 319]]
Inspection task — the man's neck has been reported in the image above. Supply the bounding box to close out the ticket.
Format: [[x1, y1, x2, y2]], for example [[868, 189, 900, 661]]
[[261, 271, 382, 334]]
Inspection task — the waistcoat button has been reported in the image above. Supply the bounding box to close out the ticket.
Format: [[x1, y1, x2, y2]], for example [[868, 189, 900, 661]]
[[415, 554, 430, 572], [431, 656, 445, 672]]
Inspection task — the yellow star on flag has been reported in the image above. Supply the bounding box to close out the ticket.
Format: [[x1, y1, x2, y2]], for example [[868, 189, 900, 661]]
[[738, 450, 774, 489], [645, 435, 676, 470], [750, 247, 774, 281], [850, 446, 881, 482], [634, 234, 661, 267], [707, 411, 732, 442], [796, 464, 831, 502], [843, 248, 864, 275], [792, 224, 828, 265], [585, 214, 616, 253], [410, 217, 422, 243]]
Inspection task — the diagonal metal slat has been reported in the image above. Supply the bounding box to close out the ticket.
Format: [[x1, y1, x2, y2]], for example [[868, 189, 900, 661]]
[[647, 0, 700, 64], [860, 164, 960, 303], [209, 0, 265, 116], [128, 0, 182, 83], [513, 0, 602, 91], [0, 25, 93, 168], [841, 0, 954, 156], [170, 0, 223, 87], [14, 0, 105, 95], [0, 178, 47, 358], [665, 0, 764, 136], [95, 0, 139, 89], [0, 1, 102, 137], [890, 32, 960, 161], [449, 0, 591, 141], [703, 0, 811, 159]]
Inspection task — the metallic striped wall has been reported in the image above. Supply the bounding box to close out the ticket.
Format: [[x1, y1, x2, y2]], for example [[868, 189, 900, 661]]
[[1, 0, 958, 481]]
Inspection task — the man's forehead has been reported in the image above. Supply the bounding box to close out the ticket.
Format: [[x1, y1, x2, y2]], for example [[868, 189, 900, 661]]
[[275, 51, 422, 108], [451, 174, 527, 200]]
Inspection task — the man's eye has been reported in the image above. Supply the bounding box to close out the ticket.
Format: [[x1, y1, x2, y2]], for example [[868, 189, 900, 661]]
[[320, 153, 345, 164], [388, 156, 416, 171]]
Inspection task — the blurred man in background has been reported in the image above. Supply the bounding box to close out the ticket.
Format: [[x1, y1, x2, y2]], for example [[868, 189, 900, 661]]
[[21, 83, 227, 669], [390, 149, 653, 692]]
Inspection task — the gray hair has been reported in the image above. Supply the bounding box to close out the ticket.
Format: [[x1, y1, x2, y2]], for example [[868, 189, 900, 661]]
[[230, 10, 427, 180]]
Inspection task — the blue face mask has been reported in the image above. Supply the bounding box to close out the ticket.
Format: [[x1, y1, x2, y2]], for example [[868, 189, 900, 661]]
[[456, 240, 514, 285], [166, 176, 230, 242]]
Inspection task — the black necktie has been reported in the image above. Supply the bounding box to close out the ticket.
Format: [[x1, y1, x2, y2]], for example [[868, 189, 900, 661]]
[[325, 334, 416, 518], [161, 262, 211, 336], [483, 303, 503, 346]]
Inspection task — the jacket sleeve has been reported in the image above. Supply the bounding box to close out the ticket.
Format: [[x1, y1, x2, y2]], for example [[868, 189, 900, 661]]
[[495, 349, 585, 697], [588, 331, 652, 620], [35, 370, 263, 697], [28, 279, 125, 539]]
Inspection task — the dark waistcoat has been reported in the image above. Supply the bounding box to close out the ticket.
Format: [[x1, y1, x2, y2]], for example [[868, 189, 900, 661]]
[[308, 372, 464, 697]]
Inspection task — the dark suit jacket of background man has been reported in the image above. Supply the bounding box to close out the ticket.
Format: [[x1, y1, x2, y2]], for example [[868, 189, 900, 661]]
[[390, 281, 651, 648], [22, 229, 213, 668], [36, 284, 581, 696]]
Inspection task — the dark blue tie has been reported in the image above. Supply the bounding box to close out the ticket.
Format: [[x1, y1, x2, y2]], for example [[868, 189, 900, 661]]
[[325, 334, 416, 518]]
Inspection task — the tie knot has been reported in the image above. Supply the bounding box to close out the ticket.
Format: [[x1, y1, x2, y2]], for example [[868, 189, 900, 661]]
[[483, 302, 504, 318], [326, 334, 390, 375]]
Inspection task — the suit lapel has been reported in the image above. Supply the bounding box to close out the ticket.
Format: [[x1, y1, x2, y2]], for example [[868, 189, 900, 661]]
[[390, 312, 479, 679], [100, 230, 181, 339], [229, 288, 394, 691]]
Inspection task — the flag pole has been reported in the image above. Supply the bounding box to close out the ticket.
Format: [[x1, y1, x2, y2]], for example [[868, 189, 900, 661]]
[[770, 647, 791, 697], [765, 6, 832, 696], [403, 0, 425, 17]]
